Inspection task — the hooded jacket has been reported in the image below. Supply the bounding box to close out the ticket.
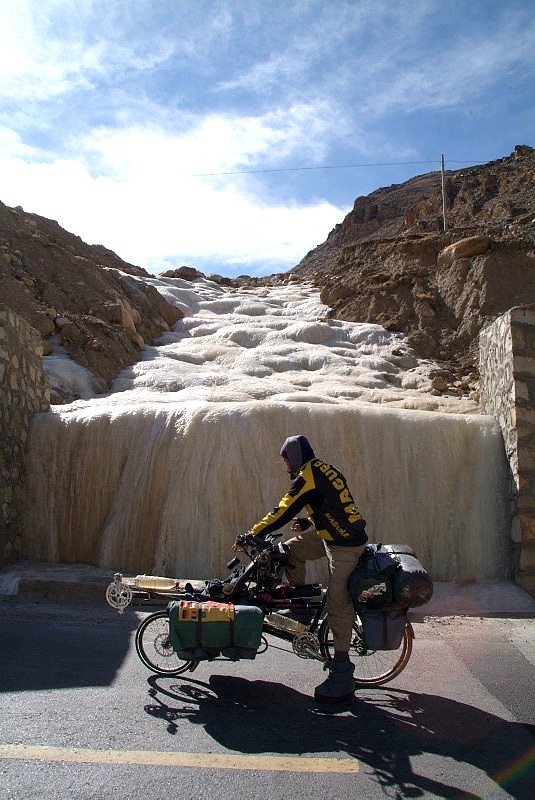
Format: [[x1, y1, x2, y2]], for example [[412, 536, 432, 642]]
[[249, 438, 367, 547]]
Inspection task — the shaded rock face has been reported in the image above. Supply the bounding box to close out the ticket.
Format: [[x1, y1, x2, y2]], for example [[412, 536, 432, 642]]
[[0, 202, 182, 400], [293, 145, 535, 378]]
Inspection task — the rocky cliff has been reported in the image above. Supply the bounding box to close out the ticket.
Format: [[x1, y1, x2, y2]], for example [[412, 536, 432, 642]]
[[0, 201, 183, 401], [292, 145, 535, 381]]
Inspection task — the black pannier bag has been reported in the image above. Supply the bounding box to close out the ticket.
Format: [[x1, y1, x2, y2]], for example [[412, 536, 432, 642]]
[[359, 609, 408, 651], [382, 544, 433, 609], [347, 542, 433, 611]]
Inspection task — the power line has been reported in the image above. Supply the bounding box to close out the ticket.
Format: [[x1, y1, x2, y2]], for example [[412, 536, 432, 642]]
[[191, 157, 484, 178]]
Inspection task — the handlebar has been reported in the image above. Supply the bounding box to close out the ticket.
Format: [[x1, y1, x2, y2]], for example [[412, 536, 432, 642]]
[[235, 532, 282, 549], [106, 534, 286, 613]]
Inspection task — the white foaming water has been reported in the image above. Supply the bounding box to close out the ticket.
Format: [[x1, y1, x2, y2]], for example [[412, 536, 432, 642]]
[[22, 277, 510, 582], [109, 277, 478, 412]]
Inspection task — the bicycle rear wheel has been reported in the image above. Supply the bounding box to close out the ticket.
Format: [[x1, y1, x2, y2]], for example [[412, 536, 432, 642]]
[[135, 610, 197, 676], [318, 613, 413, 687]]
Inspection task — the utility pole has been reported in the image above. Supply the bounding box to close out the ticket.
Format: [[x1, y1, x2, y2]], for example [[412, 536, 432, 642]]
[[441, 154, 447, 231]]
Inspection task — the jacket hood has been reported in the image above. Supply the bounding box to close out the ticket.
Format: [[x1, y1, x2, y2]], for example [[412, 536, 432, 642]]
[[280, 435, 315, 475]]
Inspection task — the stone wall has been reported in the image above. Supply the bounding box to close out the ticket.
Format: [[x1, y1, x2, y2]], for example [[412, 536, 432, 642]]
[[479, 305, 535, 595], [0, 304, 50, 567]]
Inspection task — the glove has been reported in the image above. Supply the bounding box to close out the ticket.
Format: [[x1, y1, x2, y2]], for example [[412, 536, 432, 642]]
[[234, 533, 252, 549]]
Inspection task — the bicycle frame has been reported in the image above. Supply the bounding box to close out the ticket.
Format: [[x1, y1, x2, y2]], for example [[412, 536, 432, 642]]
[[105, 534, 415, 686], [106, 569, 329, 661]]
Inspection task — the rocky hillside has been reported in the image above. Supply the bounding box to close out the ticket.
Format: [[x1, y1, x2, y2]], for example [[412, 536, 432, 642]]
[[0, 201, 184, 400], [292, 145, 535, 379], [1, 144, 534, 402]]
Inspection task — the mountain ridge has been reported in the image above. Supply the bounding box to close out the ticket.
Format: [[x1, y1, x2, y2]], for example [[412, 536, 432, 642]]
[[1, 144, 534, 402], [294, 144, 535, 275], [290, 144, 535, 381]]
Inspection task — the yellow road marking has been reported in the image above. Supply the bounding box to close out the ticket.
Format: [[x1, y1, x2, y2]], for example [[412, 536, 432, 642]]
[[0, 744, 359, 773]]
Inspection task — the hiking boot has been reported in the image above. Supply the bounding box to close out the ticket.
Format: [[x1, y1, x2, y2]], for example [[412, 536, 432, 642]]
[[314, 657, 355, 702]]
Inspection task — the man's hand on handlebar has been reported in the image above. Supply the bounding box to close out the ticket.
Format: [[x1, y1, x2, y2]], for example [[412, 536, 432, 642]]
[[232, 532, 282, 552], [232, 533, 252, 552]]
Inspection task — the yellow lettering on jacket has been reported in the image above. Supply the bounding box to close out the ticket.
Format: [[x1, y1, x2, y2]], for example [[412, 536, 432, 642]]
[[325, 512, 350, 537], [313, 460, 362, 522]]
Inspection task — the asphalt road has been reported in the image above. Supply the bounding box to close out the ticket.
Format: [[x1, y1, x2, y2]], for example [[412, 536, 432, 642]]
[[1, 595, 534, 800]]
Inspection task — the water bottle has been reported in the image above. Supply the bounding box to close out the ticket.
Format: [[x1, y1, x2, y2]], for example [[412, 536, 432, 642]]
[[265, 612, 307, 633], [134, 575, 178, 591]]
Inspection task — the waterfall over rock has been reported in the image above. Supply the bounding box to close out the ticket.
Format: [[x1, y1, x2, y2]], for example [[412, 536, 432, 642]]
[[21, 278, 511, 582]]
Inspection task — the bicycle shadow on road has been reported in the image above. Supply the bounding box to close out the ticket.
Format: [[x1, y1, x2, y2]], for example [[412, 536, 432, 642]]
[[145, 674, 535, 800]]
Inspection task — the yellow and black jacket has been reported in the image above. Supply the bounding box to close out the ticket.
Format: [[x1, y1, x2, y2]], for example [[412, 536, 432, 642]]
[[249, 458, 367, 547]]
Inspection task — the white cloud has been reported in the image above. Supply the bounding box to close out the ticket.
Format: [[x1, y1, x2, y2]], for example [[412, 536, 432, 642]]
[[0, 0, 179, 103], [358, 8, 535, 118], [0, 110, 345, 275], [79, 104, 334, 179], [0, 126, 37, 158], [0, 0, 533, 278], [0, 3, 98, 100]]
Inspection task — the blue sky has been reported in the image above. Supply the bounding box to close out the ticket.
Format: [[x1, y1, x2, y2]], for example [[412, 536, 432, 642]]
[[1, 0, 533, 277]]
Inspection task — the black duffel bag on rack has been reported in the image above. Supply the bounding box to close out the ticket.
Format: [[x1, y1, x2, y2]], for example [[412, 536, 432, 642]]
[[348, 542, 433, 612], [381, 543, 434, 609], [347, 543, 433, 651]]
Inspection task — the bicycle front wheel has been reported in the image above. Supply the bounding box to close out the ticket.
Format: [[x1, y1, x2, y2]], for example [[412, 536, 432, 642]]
[[318, 613, 413, 687], [135, 610, 198, 676]]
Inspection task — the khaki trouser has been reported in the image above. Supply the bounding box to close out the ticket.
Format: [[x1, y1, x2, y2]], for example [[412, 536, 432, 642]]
[[285, 531, 365, 653]]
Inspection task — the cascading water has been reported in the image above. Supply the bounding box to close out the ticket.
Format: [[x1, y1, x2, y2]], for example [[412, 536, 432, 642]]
[[22, 277, 511, 583]]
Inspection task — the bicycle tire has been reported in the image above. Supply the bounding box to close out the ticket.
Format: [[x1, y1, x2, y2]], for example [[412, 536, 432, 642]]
[[318, 613, 413, 687], [135, 610, 198, 676]]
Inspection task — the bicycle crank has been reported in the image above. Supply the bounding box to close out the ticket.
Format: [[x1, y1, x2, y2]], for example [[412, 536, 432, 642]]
[[292, 632, 325, 662]]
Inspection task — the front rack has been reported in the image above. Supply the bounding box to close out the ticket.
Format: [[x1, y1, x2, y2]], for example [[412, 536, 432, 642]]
[[105, 573, 207, 613]]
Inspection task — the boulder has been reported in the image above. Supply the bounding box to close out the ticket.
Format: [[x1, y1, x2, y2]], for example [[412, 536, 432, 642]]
[[437, 236, 491, 267]]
